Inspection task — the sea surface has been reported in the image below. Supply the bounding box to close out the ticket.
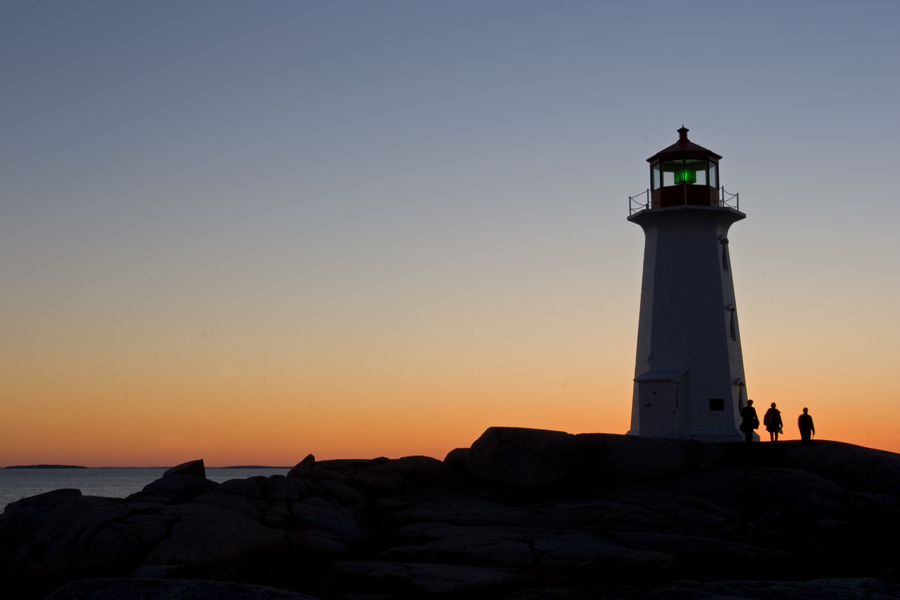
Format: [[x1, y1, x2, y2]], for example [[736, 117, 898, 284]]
[[0, 467, 290, 511]]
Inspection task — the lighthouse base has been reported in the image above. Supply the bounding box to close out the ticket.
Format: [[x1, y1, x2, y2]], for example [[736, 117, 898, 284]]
[[687, 431, 746, 443], [625, 430, 756, 443]]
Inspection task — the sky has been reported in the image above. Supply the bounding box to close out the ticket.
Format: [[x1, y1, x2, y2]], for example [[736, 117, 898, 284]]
[[1, 1, 898, 467]]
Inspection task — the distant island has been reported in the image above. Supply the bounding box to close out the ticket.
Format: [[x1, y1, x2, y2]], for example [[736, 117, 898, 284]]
[[5, 464, 88, 469], [220, 465, 289, 469]]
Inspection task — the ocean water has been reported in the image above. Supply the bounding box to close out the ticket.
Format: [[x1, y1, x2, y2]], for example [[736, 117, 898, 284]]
[[0, 467, 290, 512]]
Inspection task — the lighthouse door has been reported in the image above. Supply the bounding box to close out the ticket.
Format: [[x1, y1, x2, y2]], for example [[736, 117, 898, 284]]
[[638, 382, 679, 437]]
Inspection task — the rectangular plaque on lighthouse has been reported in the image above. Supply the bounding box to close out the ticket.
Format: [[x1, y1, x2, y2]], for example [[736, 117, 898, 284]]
[[628, 127, 751, 442]]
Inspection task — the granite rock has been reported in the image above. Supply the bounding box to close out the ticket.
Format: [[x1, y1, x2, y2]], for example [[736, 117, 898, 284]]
[[163, 459, 206, 479], [44, 577, 321, 599], [264, 476, 321, 504], [335, 560, 523, 595], [371, 455, 454, 485], [287, 454, 315, 478], [783, 443, 900, 497], [579, 434, 688, 484], [0, 489, 83, 565], [143, 503, 284, 565], [467, 427, 584, 487], [126, 475, 217, 507], [610, 531, 778, 560], [642, 577, 900, 600], [444, 447, 469, 473], [502, 589, 598, 600], [532, 532, 674, 569], [290, 497, 363, 541], [6, 431, 900, 600], [214, 478, 264, 500], [3, 488, 82, 514], [393, 498, 542, 527], [381, 525, 551, 568]]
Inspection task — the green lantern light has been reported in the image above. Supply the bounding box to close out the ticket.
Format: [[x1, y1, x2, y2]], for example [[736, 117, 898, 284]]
[[675, 169, 696, 184]]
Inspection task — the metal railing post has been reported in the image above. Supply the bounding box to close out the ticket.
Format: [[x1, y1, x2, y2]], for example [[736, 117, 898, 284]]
[[627, 189, 650, 216]]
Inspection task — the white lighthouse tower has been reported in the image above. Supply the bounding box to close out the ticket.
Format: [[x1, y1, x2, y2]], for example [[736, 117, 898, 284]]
[[628, 127, 749, 442]]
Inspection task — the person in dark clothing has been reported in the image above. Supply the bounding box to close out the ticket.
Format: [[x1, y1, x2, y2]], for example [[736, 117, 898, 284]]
[[739, 400, 759, 444], [798, 408, 815, 446], [763, 402, 783, 442]]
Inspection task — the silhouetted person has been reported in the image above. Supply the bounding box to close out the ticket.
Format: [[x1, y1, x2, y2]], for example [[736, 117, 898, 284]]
[[740, 400, 759, 444], [798, 408, 815, 447], [763, 402, 783, 442]]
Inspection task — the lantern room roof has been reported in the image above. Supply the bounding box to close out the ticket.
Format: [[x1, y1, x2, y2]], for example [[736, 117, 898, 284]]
[[647, 127, 722, 163]]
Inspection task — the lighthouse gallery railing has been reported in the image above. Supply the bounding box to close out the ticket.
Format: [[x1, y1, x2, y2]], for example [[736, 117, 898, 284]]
[[628, 187, 740, 216]]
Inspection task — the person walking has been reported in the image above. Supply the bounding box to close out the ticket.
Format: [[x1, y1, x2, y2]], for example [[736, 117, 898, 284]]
[[763, 402, 783, 442], [740, 400, 759, 444], [798, 408, 815, 447]]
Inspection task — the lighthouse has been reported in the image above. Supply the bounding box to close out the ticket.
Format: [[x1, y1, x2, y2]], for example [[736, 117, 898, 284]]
[[627, 127, 750, 442]]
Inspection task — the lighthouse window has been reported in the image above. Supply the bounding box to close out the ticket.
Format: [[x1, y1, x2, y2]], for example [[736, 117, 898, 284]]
[[651, 164, 661, 190], [661, 160, 709, 187], [684, 159, 708, 185], [709, 398, 725, 411], [661, 161, 680, 186], [709, 162, 718, 188]]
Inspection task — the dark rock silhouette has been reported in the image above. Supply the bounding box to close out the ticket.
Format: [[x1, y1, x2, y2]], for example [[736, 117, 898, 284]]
[[287, 454, 315, 477], [125, 474, 217, 507], [443, 447, 468, 472], [465, 428, 723, 487], [2, 488, 82, 514], [783, 443, 900, 496], [467, 427, 584, 486], [641, 577, 900, 599], [335, 560, 524, 595], [4, 429, 900, 599], [0, 489, 82, 567], [163, 459, 206, 478], [44, 578, 319, 599], [579, 433, 691, 483]]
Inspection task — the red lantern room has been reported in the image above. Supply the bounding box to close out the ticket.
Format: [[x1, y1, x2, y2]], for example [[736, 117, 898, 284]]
[[647, 127, 721, 208]]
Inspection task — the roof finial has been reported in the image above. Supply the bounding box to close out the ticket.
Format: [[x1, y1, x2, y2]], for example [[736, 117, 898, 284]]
[[677, 126, 689, 143]]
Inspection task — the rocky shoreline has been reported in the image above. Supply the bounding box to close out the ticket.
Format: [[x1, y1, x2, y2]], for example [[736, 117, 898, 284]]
[[3, 428, 900, 599]]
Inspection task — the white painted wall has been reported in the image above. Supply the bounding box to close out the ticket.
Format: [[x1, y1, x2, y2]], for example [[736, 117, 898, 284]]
[[628, 205, 748, 441]]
